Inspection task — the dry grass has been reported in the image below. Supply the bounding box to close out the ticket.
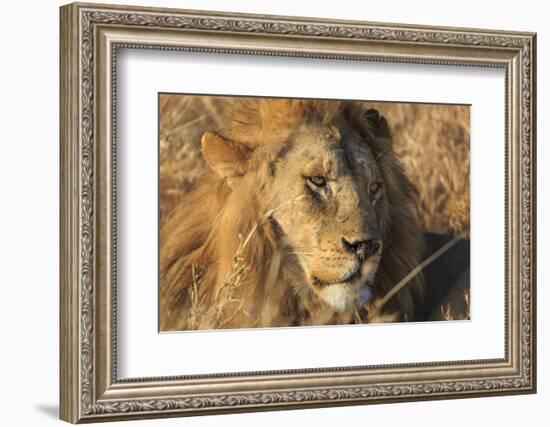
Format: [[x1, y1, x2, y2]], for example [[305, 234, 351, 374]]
[[191, 230, 254, 330], [366, 232, 466, 322], [159, 95, 471, 326], [371, 102, 470, 236], [441, 290, 471, 321], [159, 95, 233, 225], [182, 197, 304, 330]]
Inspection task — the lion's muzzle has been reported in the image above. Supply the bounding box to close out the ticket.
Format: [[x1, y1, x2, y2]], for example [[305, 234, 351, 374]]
[[342, 237, 381, 263]]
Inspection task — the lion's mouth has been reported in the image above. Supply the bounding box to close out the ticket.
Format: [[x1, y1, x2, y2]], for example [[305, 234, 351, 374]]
[[311, 256, 382, 312], [312, 266, 362, 288]]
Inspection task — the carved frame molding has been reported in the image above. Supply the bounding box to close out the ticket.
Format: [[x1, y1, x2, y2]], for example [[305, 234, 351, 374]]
[[60, 2, 536, 423]]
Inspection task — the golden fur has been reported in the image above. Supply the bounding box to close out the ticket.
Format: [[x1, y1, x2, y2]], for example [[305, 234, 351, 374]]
[[160, 99, 425, 331]]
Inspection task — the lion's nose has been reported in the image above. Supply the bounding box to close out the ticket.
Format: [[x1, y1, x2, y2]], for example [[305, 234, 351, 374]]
[[342, 238, 381, 262]]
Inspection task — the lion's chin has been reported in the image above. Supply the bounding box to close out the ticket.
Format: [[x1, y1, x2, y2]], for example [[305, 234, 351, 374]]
[[306, 244, 383, 313], [317, 283, 360, 313]]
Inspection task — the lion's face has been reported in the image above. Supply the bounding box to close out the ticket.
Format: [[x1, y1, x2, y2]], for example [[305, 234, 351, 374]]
[[201, 106, 387, 313], [264, 120, 385, 312]]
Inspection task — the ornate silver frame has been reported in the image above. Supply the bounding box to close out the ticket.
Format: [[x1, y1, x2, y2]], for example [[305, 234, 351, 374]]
[[60, 2, 537, 423]]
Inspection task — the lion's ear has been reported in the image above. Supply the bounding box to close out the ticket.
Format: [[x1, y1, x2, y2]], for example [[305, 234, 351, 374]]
[[365, 108, 390, 138], [201, 131, 250, 182]]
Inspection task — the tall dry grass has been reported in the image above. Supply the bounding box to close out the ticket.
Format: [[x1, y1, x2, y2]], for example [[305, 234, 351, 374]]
[[159, 95, 233, 225], [370, 102, 470, 237]]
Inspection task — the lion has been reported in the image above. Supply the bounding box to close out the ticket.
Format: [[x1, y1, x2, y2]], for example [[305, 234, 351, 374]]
[[159, 99, 425, 331]]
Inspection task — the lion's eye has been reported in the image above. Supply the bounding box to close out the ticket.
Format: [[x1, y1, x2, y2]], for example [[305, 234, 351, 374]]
[[307, 176, 327, 188], [369, 182, 383, 195]]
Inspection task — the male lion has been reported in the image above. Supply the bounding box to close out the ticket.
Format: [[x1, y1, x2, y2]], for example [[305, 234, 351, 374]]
[[160, 99, 424, 331]]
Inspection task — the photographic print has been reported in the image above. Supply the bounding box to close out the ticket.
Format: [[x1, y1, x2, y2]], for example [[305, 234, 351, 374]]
[[159, 95, 470, 331]]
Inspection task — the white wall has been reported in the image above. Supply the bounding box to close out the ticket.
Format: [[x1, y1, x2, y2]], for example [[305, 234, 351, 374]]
[[0, 0, 545, 426]]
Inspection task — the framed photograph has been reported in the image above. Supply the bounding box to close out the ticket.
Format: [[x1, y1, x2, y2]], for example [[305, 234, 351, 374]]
[[60, 2, 537, 423]]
